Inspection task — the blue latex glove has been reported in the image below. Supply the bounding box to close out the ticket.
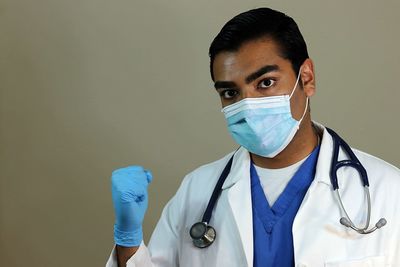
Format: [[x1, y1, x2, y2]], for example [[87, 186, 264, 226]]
[[111, 166, 153, 247]]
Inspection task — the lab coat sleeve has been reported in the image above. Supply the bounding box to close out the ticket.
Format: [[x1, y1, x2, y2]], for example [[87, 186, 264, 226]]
[[105, 241, 153, 267], [105, 175, 191, 267]]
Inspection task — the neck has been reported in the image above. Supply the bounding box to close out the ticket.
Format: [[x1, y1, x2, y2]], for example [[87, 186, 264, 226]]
[[250, 117, 318, 169]]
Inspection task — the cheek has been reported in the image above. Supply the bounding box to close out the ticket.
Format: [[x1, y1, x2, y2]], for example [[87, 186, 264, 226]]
[[220, 99, 236, 109], [220, 99, 226, 108], [290, 91, 308, 120]]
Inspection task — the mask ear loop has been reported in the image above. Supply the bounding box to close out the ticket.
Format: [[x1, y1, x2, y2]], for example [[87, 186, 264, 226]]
[[288, 67, 309, 123], [289, 67, 302, 99], [298, 97, 309, 124]]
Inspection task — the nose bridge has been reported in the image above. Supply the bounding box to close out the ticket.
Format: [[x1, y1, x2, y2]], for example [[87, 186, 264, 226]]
[[241, 90, 251, 99], [241, 84, 260, 99]]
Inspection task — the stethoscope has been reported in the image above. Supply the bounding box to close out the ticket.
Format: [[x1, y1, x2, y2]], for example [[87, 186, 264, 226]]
[[189, 128, 387, 248]]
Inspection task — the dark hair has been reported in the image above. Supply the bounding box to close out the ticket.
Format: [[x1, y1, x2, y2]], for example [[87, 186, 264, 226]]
[[209, 8, 309, 80]]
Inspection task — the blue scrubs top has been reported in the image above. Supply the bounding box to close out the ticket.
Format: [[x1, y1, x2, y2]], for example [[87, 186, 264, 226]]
[[251, 146, 320, 267]]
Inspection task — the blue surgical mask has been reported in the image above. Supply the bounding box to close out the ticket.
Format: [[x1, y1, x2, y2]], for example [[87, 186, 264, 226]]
[[221, 69, 308, 158]]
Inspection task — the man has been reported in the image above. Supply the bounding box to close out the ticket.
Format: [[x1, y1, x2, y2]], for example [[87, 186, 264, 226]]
[[106, 7, 400, 267]]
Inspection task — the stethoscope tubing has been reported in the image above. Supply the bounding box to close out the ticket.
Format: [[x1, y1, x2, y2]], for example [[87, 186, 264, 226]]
[[327, 127, 386, 234], [201, 155, 234, 224], [191, 128, 386, 248], [326, 128, 369, 189]]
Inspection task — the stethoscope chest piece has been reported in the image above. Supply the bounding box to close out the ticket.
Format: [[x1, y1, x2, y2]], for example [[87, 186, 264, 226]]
[[190, 222, 216, 248]]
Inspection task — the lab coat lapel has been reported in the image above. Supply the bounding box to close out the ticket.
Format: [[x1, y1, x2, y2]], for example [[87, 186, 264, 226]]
[[292, 123, 344, 263], [224, 148, 254, 266], [293, 123, 335, 222]]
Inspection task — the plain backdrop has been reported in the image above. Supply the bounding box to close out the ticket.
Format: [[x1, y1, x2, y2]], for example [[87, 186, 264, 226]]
[[1, 0, 399, 266]]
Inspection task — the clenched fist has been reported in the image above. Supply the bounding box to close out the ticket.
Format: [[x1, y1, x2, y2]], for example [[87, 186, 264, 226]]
[[111, 166, 153, 247]]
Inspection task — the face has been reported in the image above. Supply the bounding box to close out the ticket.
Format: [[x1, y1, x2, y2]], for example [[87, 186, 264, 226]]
[[212, 38, 316, 121]]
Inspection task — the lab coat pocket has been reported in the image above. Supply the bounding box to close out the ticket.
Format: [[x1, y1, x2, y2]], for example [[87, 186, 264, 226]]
[[324, 255, 388, 267]]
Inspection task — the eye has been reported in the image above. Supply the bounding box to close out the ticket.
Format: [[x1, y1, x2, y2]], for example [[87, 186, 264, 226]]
[[258, 78, 276, 88], [219, 89, 239, 100]]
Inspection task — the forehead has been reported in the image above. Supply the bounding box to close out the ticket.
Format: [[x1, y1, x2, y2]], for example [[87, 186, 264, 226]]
[[213, 38, 292, 81]]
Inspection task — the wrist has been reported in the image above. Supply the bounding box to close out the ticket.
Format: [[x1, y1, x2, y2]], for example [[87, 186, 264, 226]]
[[114, 225, 143, 247]]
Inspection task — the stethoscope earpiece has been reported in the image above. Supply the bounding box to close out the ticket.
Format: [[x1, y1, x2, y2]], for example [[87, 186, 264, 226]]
[[190, 222, 216, 248]]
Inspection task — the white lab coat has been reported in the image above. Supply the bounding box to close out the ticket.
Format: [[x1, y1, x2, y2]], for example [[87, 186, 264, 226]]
[[106, 123, 400, 266]]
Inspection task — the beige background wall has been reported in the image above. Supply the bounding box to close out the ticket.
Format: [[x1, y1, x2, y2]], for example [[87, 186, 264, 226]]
[[1, 0, 399, 266]]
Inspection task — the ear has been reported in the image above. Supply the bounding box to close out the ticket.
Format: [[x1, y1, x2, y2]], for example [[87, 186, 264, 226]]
[[300, 58, 316, 97]]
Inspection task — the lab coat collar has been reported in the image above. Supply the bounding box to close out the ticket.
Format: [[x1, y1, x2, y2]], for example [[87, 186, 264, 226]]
[[312, 121, 335, 187], [221, 146, 250, 190], [221, 121, 334, 190]]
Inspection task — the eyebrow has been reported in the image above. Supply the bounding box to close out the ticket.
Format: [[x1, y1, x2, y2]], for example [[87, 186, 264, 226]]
[[214, 81, 237, 90], [245, 64, 280, 84], [214, 64, 280, 90]]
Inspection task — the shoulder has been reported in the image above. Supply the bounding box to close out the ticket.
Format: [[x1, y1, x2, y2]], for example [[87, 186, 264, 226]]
[[163, 150, 237, 223], [352, 148, 400, 197], [181, 150, 236, 190], [353, 148, 400, 181]]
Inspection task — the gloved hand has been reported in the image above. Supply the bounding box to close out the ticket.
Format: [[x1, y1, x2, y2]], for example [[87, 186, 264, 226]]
[[111, 166, 153, 247]]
